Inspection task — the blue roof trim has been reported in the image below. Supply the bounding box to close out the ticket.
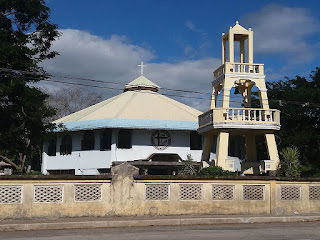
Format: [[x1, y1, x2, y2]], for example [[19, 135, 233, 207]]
[[55, 118, 199, 132]]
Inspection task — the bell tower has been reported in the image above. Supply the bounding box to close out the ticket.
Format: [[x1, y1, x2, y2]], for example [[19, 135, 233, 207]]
[[198, 21, 280, 174]]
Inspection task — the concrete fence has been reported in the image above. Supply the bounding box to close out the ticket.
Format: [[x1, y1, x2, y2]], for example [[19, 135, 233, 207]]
[[0, 163, 320, 219]]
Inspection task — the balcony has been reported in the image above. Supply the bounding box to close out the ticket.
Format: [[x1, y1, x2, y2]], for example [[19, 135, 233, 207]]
[[198, 108, 280, 132], [214, 62, 264, 80]]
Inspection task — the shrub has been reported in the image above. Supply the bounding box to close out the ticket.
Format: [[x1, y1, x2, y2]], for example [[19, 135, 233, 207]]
[[178, 154, 197, 176], [277, 146, 301, 177], [198, 166, 235, 177]]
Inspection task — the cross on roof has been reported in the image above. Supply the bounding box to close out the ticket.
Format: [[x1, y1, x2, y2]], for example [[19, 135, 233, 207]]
[[138, 61, 146, 76]]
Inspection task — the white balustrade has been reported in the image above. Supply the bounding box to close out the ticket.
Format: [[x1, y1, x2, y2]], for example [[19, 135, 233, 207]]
[[222, 108, 277, 123], [199, 108, 279, 129], [231, 63, 263, 74], [213, 62, 264, 80]]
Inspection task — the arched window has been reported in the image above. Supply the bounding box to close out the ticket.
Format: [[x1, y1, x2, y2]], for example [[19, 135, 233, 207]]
[[60, 135, 72, 155], [100, 129, 112, 150], [48, 137, 56, 156], [81, 130, 95, 150], [190, 131, 202, 150], [118, 129, 132, 149]]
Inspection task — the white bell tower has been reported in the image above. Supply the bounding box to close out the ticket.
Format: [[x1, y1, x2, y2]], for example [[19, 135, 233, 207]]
[[198, 21, 281, 174]]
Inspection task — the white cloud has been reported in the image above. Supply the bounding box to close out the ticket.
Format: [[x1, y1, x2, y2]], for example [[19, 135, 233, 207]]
[[185, 21, 196, 31], [40, 29, 220, 112], [184, 21, 211, 58], [241, 4, 320, 63]]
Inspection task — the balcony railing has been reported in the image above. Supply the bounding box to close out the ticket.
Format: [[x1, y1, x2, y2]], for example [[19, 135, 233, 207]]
[[214, 62, 264, 79], [198, 108, 280, 131]]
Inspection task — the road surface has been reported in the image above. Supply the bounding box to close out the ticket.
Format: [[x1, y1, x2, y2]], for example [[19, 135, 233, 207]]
[[0, 222, 320, 240]]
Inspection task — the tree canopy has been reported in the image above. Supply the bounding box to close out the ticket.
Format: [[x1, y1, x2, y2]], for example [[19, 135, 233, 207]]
[[267, 67, 320, 175], [0, 0, 59, 172], [46, 87, 102, 120]]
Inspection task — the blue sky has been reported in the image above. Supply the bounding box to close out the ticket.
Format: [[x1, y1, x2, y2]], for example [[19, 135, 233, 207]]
[[42, 0, 320, 110]]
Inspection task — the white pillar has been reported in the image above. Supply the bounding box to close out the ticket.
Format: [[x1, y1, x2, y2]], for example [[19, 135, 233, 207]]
[[210, 87, 216, 109], [222, 87, 231, 109], [228, 32, 234, 63], [240, 40, 245, 63], [201, 134, 213, 162], [245, 134, 257, 162], [216, 132, 229, 169], [248, 31, 253, 64], [265, 133, 280, 170]]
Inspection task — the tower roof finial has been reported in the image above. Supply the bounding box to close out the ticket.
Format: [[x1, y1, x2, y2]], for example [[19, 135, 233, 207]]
[[236, 20, 239, 25]]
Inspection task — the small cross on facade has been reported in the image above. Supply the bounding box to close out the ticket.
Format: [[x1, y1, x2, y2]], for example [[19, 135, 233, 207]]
[[138, 61, 146, 76]]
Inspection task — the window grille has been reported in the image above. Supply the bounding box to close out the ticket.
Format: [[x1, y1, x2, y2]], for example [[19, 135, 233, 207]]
[[34, 185, 63, 203], [280, 186, 301, 200], [75, 184, 102, 202], [146, 184, 169, 200], [243, 185, 264, 200], [0, 185, 22, 204], [179, 184, 202, 200], [212, 185, 234, 200], [309, 186, 320, 200]]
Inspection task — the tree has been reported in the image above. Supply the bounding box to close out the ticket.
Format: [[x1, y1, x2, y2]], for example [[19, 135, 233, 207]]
[[267, 68, 320, 175], [46, 87, 102, 120], [0, 0, 59, 173]]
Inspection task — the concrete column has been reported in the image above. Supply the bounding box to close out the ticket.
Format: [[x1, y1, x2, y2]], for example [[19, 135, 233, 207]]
[[228, 32, 234, 63], [111, 129, 118, 163], [243, 87, 252, 108], [240, 40, 245, 63], [222, 39, 226, 64], [210, 87, 216, 109], [265, 133, 280, 170], [110, 163, 139, 215], [245, 134, 257, 162], [201, 134, 213, 162], [216, 131, 229, 169], [248, 32, 253, 64], [222, 87, 231, 109], [259, 89, 270, 110]]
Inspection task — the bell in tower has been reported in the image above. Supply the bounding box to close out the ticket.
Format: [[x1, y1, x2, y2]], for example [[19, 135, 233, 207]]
[[198, 21, 281, 174]]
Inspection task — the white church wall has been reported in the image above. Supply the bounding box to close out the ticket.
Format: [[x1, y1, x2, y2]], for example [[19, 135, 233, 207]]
[[115, 129, 203, 162], [42, 128, 203, 175], [42, 130, 113, 175], [42, 128, 242, 175]]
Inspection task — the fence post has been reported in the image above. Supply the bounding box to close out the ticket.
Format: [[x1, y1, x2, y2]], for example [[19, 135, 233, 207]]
[[110, 163, 139, 215]]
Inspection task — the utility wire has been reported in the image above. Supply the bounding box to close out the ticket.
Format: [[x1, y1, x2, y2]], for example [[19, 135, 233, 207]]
[[1, 67, 320, 107], [0, 68, 211, 96], [2, 71, 245, 103]]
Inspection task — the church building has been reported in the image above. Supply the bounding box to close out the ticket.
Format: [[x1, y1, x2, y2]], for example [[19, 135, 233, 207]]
[[42, 63, 244, 175], [42, 65, 218, 175]]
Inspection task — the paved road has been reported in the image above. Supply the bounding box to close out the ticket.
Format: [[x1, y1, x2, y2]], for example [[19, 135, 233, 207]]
[[1, 222, 320, 240]]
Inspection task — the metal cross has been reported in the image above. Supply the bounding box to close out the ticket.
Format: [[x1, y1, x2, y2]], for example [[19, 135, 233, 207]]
[[138, 61, 145, 76], [153, 131, 169, 146]]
